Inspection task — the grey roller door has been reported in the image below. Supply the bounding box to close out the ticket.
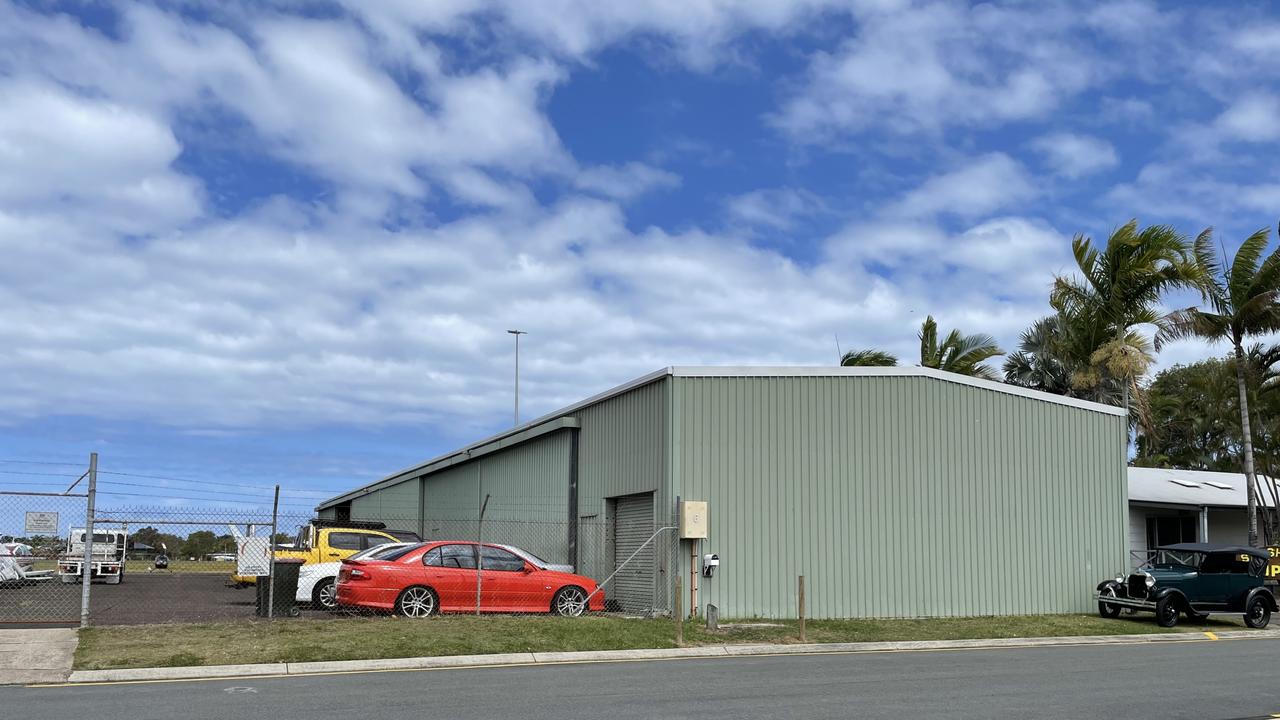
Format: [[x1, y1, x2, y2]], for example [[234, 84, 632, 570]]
[[612, 492, 655, 615]]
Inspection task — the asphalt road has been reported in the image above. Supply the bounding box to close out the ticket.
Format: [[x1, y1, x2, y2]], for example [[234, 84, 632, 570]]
[[5, 638, 1280, 719]]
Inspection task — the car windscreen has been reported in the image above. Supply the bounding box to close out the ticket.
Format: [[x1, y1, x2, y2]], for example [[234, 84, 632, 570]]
[[503, 545, 551, 567]]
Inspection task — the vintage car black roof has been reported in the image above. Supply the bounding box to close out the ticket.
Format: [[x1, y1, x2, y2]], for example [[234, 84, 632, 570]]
[[1157, 542, 1269, 560]]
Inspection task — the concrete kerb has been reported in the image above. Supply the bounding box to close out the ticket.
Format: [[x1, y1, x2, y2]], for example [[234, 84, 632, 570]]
[[63, 629, 1280, 684]]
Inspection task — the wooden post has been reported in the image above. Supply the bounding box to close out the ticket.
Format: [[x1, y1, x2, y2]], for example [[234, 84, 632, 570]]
[[675, 575, 684, 647], [798, 575, 806, 643]]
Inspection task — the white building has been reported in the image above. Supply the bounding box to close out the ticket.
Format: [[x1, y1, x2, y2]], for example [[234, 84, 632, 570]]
[[1128, 467, 1276, 563]]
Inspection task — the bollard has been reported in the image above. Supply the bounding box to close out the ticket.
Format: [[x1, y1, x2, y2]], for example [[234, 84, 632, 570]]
[[675, 575, 684, 647], [798, 575, 806, 643]]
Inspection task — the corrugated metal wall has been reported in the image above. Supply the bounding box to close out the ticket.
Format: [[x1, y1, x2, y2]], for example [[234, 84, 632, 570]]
[[575, 378, 672, 595], [350, 479, 421, 532], [673, 374, 1127, 619], [349, 430, 575, 564]]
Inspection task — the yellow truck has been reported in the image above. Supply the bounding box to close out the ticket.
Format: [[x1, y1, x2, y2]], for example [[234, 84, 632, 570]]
[[231, 521, 420, 586]]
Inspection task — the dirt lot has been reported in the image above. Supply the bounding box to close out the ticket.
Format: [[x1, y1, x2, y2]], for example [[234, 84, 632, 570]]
[[3, 572, 335, 626]]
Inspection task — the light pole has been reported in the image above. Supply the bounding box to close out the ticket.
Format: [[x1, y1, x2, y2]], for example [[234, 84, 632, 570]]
[[507, 330, 526, 426]]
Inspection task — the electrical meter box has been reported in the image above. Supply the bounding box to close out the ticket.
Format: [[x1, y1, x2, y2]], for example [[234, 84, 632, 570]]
[[679, 500, 709, 539]]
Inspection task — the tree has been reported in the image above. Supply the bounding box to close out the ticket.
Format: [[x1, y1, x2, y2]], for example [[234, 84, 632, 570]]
[[181, 530, 219, 559], [1049, 220, 1206, 424], [839, 349, 898, 367], [1134, 358, 1239, 471], [1160, 226, 1280, 546], [1002, 315, 1074, 394], [917, 315, 1003, 380]]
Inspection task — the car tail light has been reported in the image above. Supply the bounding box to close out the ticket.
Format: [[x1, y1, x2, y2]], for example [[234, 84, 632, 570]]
[[340, 566, 370, 582]]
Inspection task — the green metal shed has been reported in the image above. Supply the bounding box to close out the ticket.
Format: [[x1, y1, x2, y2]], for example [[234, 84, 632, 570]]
[[317, 366, 1127, 619]]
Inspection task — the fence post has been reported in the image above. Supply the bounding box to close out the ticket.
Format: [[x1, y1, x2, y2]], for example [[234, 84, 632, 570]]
[[79, 453, 97, 629], [798, 575, 806, 643], [267, 485, 279, 620], [675, 575, 683, 647]]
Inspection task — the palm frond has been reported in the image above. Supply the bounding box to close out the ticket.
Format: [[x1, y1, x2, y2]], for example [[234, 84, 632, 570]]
[[840, 349, 898, 367]]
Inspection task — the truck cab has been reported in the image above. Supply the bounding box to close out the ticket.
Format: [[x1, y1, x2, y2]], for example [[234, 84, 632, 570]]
[[230, 521, 417, 585]]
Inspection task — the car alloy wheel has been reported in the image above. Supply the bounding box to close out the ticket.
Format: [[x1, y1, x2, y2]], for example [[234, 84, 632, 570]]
[[314, 579, 337, 610], [553, 586, 588, 617], [398, 587, 437, 618], [1245, 597, 1271, 629]]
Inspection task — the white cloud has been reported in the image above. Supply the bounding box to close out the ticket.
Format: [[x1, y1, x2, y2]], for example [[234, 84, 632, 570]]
[[0, 78, 201, 234], [343, 0, 846, 69], [1031, 133, 1119, 178], [0, 0, 1247, 439], [886, 153, 1036, 219], [575, 162, 681, 200], [774, 3, 1097, 138], [1232, 23, 1280, 56], [725, 188, 825, 230], [0, 4, 570, 210], [826, 216, 1066, 298], [1215, 93, 1280, 142]]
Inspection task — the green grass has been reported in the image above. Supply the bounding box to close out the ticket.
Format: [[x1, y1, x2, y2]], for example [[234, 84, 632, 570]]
[[73, 612, 1251, 671]]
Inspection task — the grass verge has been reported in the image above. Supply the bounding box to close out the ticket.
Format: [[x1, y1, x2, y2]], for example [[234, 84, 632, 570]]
[[73, 612, 1250, 671]]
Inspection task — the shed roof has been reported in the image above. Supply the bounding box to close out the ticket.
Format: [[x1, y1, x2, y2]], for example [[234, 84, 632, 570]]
[[1128, 466, 1277, 509], [317, 365, 1126, 510]]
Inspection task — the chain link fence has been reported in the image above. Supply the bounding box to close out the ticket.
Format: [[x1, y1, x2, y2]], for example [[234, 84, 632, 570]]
[[2, 487, 681, 626], [0, 490, 90, 625]]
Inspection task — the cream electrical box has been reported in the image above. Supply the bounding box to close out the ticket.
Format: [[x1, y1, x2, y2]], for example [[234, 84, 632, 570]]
[[679, 500, 709, 539]]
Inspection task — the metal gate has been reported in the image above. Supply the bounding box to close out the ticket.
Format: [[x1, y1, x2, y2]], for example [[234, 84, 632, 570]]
[[610, 492, 655, 615]]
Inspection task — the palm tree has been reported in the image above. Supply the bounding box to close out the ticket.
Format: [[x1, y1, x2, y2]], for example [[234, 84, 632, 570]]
[[840, 349, 898, 367], [1050, 220, 1205, 410], [1003, 315, 1074, 394], [918, 315, 1003, 380], [1160, 226, 1280, 546]]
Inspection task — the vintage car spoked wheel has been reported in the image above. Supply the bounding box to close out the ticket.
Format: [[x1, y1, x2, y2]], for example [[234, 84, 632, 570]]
[[1097, 586, 1122, 618], [1155, 596, 1180, 628], [1244, 596, 1272, 629], [552, 586, 588, 617], [396, 586, 438, 618]]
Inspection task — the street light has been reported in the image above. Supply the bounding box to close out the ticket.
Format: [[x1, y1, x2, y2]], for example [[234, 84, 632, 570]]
[[507, 330, 527, 426]]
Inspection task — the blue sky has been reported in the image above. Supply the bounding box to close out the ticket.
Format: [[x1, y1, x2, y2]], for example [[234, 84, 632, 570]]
[[3, 0, 1280, 515]]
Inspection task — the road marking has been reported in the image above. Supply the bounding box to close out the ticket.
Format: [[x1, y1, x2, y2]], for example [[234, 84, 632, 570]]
[[223, 686, 257, 694], [30, 633, 1278, 689], [1204, 632, 1219, 640]]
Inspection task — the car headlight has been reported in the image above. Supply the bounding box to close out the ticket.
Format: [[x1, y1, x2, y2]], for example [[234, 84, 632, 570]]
[[1114, 576, 1124, 585], [1144, 573, 1155, 588]]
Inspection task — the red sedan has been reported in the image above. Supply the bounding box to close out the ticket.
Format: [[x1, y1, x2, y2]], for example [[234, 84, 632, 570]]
[[335, 541, 605, 617]]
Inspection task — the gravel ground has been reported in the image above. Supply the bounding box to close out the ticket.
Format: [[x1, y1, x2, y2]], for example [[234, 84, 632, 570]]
[[2, 572, 334, 626]]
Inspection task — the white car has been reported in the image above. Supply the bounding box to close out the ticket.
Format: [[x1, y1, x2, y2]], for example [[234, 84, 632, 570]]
[[298, 541, 419, 610]]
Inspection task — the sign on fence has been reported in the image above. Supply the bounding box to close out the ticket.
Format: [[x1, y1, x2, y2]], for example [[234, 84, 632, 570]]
[[236, 536, 272, 577], [24, 511, 58, 534]]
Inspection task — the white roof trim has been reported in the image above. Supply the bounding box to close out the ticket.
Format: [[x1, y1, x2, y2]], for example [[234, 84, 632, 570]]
[[670, 366, 1126, 416]]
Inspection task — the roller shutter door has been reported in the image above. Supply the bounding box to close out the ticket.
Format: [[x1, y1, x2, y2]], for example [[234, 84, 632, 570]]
[[612, 492, 655, 615]]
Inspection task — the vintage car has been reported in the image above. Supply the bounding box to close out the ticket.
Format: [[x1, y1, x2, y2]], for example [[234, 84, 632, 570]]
[[1096, 542, 1277, 628]]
